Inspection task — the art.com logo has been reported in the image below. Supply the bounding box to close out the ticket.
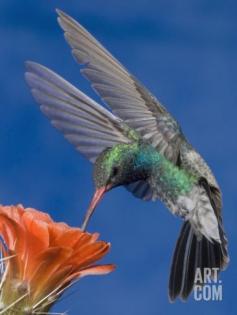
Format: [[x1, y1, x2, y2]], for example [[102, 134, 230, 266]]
[[194, 268, 223, 301]]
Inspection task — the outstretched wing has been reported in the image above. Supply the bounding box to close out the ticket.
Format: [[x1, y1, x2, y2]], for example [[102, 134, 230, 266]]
[[25, 62, 137, 163], [57, 9, 185, 164]]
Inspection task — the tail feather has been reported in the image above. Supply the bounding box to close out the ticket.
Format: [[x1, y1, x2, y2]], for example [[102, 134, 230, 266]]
[[179, 227, 197, 299], [169, 221, 190, 300], [169, 221, 229, 301]]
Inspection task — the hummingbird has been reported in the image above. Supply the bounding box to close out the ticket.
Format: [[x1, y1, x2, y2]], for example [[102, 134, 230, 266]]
[[25, 10, 229, 301]]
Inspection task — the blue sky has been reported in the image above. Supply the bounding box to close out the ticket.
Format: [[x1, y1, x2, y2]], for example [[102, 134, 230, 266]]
[[0, 1, 236, 314]]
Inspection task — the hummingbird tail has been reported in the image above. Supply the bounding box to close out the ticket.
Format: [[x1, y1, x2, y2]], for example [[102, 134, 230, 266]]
[[168, 220, 229, 301]]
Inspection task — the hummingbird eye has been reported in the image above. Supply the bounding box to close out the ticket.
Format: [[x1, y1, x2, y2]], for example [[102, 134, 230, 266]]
[[112, 166, 119, 178]]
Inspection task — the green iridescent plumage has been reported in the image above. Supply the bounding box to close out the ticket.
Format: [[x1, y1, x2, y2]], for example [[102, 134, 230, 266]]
[[94, 142, 198, 205]]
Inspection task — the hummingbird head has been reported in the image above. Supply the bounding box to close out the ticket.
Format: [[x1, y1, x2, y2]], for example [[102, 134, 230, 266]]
[[81, 143, 145, 230], [94, 144, 137, 189]]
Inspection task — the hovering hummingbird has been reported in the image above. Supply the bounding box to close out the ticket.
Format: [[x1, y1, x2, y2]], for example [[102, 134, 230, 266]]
[[25, 10, 229, 301]]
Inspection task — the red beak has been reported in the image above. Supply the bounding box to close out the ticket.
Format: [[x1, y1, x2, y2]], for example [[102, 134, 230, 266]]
[[81, 186, 108, 231]]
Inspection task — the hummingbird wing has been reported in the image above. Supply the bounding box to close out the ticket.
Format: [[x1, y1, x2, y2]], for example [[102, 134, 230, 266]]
[[56, 10, 186, 201], [125, 180, 154, 201], [25, 62, 137, 163], [57, 10, 185, 165]]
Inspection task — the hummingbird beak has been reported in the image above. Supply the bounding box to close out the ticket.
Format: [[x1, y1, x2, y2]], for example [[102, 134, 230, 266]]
[[81, 185, 111, 231]]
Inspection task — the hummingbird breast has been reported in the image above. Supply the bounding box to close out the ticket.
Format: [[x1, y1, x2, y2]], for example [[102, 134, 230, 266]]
[[137, 147, 197, 201], [133, 145, 221, 242]]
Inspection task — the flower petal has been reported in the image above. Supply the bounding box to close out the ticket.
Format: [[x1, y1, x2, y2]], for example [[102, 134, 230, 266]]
[[23, 211, 49, 248], [79, 264, 116, 277]]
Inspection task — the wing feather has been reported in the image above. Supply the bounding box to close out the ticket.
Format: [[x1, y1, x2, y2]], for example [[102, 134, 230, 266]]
[[25, 61, 135, 163], [57, 10, 185, 164]]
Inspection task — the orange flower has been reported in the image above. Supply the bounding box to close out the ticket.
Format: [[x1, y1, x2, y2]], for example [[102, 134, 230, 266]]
[[0, 205, 115, 314]]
